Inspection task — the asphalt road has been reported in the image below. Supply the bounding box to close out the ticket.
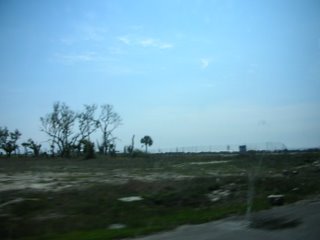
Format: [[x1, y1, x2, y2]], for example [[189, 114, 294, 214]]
[[130, 198, 320, 240]]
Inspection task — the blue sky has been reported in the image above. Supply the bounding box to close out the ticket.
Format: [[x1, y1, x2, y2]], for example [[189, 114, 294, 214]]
[[1, 0, 320, 151]]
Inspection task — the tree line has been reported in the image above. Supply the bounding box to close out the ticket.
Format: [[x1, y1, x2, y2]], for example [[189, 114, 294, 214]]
[[0, 102, 153, 158]]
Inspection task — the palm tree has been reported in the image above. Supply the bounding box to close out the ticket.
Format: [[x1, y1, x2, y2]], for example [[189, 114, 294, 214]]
[[140, 135, 153, 153]]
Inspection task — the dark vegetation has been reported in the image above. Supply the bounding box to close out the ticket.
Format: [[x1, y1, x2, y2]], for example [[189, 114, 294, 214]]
[[140, 136, 153, 153], [0, 102, 156, 159], [0, 151, 319, 240], [0, 127, 21, 157], [40, 102, 122, 158]]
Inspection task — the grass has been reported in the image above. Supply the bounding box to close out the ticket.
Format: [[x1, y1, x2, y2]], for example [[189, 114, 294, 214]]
[[1, 178, 246, 239], [0, 151, 320, 239]]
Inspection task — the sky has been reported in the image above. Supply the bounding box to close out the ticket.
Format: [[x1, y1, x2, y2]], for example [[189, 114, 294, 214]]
[[0, 0, 320, 152]]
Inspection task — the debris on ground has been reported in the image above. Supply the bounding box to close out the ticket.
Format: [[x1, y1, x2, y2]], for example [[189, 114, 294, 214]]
[[118, 196, 143, 202], [207, 189, 231, 202]]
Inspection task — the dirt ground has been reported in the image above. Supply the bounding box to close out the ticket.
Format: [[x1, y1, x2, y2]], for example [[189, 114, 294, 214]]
[[0, 158, 233, 192]]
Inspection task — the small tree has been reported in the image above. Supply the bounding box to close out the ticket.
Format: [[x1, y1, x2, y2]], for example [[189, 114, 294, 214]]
[[21, 142, 29, 155], [140, 135, 153, 153], [108, 143, 116, 157], [75, 104, 100, 155], [81, 139, 95, 159], [0, 127, 21, 157], [21, 139, 41, 157], [98, 104, 122, 155]]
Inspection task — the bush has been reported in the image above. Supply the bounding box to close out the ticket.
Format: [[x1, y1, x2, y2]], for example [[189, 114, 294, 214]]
[[131, 149, 147, 158], [83, 140, 95, 159]]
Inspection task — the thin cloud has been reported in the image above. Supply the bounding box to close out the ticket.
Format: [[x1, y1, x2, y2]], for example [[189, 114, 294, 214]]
[[117, 36, 173, 49], [101, 65, 147, 76], [139, 38, 173, 49], [200, 58, 210, 69], [118, 36, 131, 45], [158, 43, 173, 49], [140, 38, 156, 47], [54, 52, 98, 64]]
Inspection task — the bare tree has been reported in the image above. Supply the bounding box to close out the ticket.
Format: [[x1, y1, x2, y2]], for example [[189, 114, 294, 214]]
[[124, 134, 135, 155], [98, 104, 122, 155], [78, 104, 100, 140], [21, 139, 41, 157], [0, 127, 21, 157], [75, 104, 100, 155], [40, 102, 78, 157], [41, 102, 121, 157]]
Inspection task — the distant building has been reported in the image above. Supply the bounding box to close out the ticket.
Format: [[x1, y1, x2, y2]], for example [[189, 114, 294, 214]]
[[226, 145, 230, 152], [239, 145, 247, 153]]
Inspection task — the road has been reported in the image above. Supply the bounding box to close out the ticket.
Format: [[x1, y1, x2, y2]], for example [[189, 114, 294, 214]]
[[130, 198, 320, 240]]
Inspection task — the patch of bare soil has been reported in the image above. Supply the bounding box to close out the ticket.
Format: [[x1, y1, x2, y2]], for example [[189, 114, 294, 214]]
[[0, 170, 193, 192]]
